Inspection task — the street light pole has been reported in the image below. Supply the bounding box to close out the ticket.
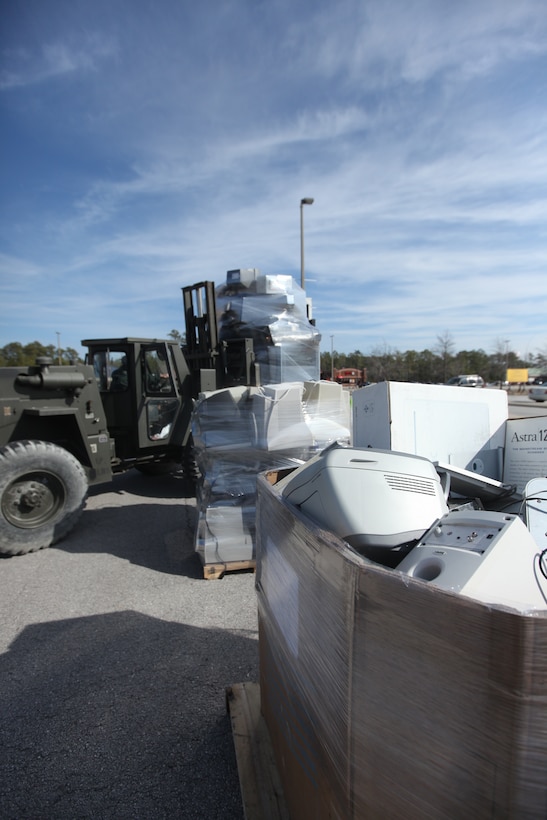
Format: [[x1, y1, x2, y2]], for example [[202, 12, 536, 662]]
[[300, 197, 314, 290]]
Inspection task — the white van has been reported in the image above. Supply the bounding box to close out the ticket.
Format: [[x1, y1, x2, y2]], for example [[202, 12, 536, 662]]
[[445, 375, 485, 387]]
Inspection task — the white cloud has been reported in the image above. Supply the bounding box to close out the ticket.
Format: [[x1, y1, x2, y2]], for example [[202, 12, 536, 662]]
[[0, 253, 43, 284], [0, 33, 117, 89], [296, 0, 547, 88]]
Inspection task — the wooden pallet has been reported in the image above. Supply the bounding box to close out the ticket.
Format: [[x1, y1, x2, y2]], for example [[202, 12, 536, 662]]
[[202, 559, 256, 580], [226, 683, 289, 820]]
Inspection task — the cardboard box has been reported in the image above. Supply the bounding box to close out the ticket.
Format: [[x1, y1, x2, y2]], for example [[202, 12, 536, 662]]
[[256, 470, 547, 819], [352, 382, 508, 480]]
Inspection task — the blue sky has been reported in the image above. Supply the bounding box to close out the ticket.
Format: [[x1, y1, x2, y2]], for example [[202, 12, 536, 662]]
[[1, 0, 546, 360]]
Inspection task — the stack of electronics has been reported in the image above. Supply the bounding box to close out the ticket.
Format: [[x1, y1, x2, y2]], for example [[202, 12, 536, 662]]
[[216, 269, 321, 385], [278, 443, 547, 610], [192, 382, 351, 569]]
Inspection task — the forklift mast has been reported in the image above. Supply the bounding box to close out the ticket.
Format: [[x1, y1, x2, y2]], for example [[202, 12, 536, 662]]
[[182, 281, 258, 393]]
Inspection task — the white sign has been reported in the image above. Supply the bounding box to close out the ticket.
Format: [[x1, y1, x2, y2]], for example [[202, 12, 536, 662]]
[[503, 417, 547, 494]]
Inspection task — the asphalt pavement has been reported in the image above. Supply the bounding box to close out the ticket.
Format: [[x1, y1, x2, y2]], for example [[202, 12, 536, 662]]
[[508, 392, 547, 419], [0, 470, 259, 820]]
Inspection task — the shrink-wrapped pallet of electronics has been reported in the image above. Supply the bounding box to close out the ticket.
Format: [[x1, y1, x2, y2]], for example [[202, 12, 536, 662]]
[[256, 460, 547, 819], [190, 270, 352, 574], [192, 381, 350, 571]]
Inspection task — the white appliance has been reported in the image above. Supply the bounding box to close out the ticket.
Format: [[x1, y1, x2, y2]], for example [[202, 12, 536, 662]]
[[251, 383, 312, 451], [396, 510, 547, 611], [525, 477, 547, 549], [278, 444, 449, 553], [226, 268, 260, 287], [352, 381, 508, 480]]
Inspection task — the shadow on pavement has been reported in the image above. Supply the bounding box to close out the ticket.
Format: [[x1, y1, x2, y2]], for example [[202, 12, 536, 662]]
[[88, 468, 197, 501], [58, 468, 203, 578], [0, 611, 258, 819], [63, 498, 203, 578]]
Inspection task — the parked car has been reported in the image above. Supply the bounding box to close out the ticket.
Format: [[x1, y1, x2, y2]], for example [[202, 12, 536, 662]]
[[531, 375, 547, 385], [445, 375, 485, 388], [529, 384, 547, 402]]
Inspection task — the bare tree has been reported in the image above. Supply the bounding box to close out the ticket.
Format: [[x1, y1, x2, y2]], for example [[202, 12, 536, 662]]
[[534, 345, 547, 371], [434, 331, 455, 383]]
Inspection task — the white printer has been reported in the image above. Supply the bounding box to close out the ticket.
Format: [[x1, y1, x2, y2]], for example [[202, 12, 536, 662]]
[[278, 444, 449, 561]]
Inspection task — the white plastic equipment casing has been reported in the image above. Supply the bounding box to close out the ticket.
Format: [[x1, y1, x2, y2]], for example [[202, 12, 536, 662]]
[[397, 510, 547, 611], [525, 477, 547, 550], [278, 445, 448, 550]]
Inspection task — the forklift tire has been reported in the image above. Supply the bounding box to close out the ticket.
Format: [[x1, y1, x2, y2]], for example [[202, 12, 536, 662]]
[[0, 440, 89, 556]]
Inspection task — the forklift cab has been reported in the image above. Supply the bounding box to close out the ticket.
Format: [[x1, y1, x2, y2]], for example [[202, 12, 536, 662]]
[[83, 338, 192, 463]]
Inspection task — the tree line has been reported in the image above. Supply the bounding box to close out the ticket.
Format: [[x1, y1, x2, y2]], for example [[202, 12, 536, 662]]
[[320, 335, 547, 385], [0, 333, 186, 368], [0, 341, 83, 367]]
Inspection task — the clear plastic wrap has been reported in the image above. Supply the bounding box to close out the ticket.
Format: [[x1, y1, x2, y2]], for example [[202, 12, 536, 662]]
[[192, 382, 351, 567], [191, 270, 348, 569], [256, 469, 547, 819], [216, 272, 321, 385]]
